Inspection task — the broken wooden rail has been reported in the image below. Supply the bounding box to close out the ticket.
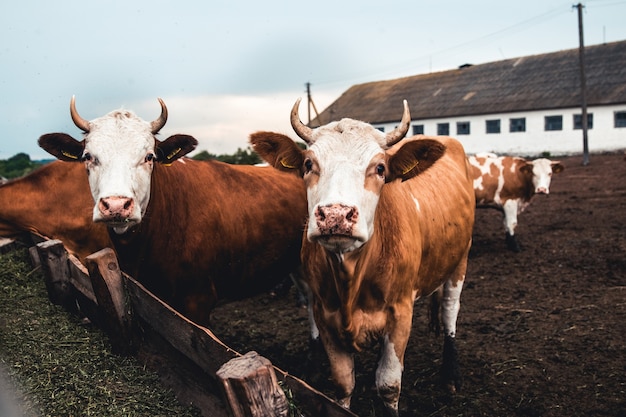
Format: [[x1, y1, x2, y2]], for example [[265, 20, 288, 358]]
[[16, 238, 357, 417]]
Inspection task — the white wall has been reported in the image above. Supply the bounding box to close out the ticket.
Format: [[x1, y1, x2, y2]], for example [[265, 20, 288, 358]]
[[378, 104, 626, 156]]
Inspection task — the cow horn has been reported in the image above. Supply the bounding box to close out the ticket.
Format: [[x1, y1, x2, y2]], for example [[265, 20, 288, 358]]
[[384, 100, 411, 148], [70, 96, 91, 133], [290, 98, 314, 144], [150, 98, 168, 134]]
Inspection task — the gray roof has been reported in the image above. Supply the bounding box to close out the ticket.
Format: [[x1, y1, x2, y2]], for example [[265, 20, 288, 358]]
[[313, 40, 626, 126]]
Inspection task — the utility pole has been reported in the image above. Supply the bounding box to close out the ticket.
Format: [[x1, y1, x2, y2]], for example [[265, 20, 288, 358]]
[[306, 82, 312, 125], [305, 82, 322, 126], [575, 3, 590, 165]]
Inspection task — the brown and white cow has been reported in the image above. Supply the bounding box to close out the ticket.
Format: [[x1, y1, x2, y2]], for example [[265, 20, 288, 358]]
[[38, 97, 308, 325], [0, 161, 112, 261], [250, 99, 475, 416], [468, 152, 564, 252]]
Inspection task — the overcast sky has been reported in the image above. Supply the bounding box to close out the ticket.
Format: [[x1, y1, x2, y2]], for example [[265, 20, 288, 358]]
[[1, 0, 625, 160]]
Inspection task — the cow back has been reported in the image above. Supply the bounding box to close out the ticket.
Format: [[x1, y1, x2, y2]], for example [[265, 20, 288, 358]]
[[0, 161, 112, 261]]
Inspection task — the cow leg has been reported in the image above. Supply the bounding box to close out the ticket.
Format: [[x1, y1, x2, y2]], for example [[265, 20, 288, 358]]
[[376, 301, 413, 417], [502, 199, 521, 252], [303, 301, 325, 385], [440, 255, 467, 393], [322, 335, 355, 409]]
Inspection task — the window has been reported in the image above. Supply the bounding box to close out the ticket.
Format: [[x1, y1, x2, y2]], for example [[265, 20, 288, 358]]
[[486, 119, 501, 134], [412, 125, 424, 135], [437, 123, 449, 136], [510, 118, 526, 132], [456, 121, 470, 135], [573, 113, 593, 130], [615, 111, 626, 128], [545, 115, 563, 131]]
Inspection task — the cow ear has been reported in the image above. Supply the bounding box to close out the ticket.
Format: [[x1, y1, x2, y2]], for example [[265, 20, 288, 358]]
[[249, 131, 305, 175], [156, 134, 198, 165], [551, 162, 564, 174], [38, 133, 84, 162], [387, 139, 446, 182], [519, 163, 533, 175]]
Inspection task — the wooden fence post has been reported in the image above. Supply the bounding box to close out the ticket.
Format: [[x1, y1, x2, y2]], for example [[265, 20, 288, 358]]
[[36, 239, 74, 308], [217, 351, 290, 417], [85, 248, 132, 354]]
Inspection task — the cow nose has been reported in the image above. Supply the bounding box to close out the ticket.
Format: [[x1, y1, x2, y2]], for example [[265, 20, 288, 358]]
[[536, 187, 549, 194], [98, 196, 135, 221], [315, 204, 359, 235]]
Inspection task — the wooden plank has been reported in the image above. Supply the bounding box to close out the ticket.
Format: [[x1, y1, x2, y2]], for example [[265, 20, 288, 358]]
[[0, 237, 17, 254], [67, 253, 97, 305], [85, 248, 132, 354], [35, 239, 74, 308], [217, 351, 289, 417], [125, 274, 239, 374]]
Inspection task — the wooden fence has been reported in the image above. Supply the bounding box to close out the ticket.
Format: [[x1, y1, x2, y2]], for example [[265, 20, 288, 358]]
[[3, 237, 356, 417]]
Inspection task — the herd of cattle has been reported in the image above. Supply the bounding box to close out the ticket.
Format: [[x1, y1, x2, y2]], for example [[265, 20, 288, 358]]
[[0, 98, 563, 416]]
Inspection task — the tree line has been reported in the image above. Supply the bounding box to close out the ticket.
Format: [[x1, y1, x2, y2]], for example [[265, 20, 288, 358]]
[[0, 147, 263, 180]]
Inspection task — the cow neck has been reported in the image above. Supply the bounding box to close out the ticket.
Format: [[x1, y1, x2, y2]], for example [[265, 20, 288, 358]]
[[328, 247, 370, 349]]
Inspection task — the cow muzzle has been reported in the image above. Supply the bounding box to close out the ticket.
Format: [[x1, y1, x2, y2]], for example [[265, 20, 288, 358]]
[[316, 203, 358, 235], [96, 196, 138, 226], [312, 203, 362, 252], [536, 187, 549, 194]]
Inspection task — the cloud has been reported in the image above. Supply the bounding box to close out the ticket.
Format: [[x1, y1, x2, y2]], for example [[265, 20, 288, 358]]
[[151, 91, 339, 155]]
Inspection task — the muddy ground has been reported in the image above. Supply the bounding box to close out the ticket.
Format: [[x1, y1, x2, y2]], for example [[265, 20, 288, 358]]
[[209, 152, 626, 417]]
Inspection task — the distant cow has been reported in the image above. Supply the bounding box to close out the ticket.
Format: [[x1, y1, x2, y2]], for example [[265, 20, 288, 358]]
[[38, 97, 308, 325], [250, 99, 475, 416], [0, 161, 112, 261], [468, 153, 564, 252]]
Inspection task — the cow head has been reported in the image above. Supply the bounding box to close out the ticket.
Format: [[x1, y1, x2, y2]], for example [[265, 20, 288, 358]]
[[38, 97, 197, 234], [251, 99, 445, 254], [521, 158, 564, 194]]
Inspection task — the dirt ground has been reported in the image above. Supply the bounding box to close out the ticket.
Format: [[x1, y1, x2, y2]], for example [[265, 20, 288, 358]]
[[210, 152, 626, 417]]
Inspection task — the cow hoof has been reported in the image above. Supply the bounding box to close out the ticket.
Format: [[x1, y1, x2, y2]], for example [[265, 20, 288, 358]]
[[302, 337, 325, 385], [441, 335, 462, 393], [505, 232, 521, 252], [382, 404, 400, 417]]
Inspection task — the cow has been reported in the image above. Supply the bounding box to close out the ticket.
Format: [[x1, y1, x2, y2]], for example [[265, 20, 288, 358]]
[[0, 161, 112, 261], [468, 152, 564, 252], [38, 97, 308, 326], [250, 99, 475, 416]]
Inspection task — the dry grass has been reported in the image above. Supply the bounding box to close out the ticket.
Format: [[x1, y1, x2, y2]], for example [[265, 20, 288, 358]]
[[0, 246, 201, 417]]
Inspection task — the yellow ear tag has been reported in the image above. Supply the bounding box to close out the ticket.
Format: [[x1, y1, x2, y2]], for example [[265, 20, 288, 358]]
[[280, 158, 296, 169], [62, 150, 79, 160], [167, 147, 182, 160], [402, 160, 419, 175]]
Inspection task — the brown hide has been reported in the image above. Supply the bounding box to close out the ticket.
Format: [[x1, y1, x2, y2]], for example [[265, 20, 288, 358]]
[[471, 156, 534, 206], [302, 136, 475, 349], [0, 161, 111, 261], [108, 158, 308, 325]]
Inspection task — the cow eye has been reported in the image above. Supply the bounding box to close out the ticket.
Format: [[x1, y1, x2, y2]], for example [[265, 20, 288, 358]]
[[81, 152, 92, 162], [145, 153, 156, 163], [304, 158, 313, 173], [376, 163, 385, 177]]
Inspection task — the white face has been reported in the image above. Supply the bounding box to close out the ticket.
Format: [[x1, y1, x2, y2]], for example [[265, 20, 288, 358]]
[[81, 110, 157, 234], [303, 119, 388, 253], [530, 158, 556, 194]]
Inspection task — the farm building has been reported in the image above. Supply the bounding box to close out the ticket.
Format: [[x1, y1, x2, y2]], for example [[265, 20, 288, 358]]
[[312, 40, 626, 156]]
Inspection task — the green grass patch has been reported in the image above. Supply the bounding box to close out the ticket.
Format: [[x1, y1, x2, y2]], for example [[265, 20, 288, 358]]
[[0, 247, 201, 417]]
